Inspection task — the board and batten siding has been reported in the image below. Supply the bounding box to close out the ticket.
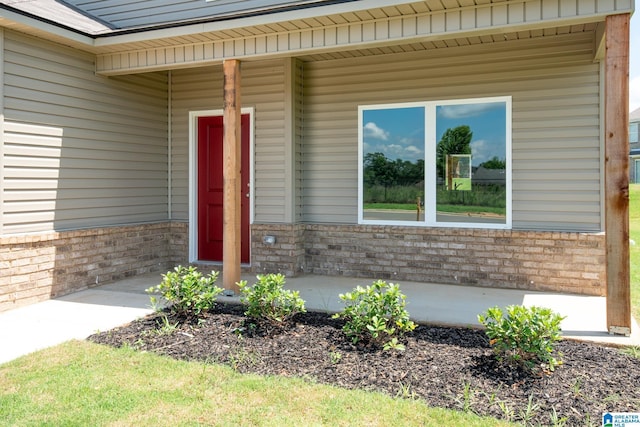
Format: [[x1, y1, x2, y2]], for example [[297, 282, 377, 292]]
[[1, 31, 169, 235], [170, 59, 289, 223], [302, 31, 601, 231]]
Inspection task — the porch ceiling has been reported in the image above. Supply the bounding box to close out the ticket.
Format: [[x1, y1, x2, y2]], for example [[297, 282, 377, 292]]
[[296, 22, 599, 62]]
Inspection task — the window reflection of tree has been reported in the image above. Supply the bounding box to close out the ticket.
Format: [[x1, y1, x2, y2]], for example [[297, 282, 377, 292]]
[[436, 125, 472, 184]]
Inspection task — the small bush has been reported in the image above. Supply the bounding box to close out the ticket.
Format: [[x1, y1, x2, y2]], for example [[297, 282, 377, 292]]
[[332, 280, 416, 350], [146, 266, 223, 317], [238, 273, 306, 326], [478, 305, 565, 374]]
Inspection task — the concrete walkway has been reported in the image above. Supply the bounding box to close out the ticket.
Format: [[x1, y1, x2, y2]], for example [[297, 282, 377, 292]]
[[1, 272, 638, 365]]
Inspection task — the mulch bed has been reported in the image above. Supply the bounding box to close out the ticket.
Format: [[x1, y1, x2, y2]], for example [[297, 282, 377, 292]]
[[88, 303, 640, 425]]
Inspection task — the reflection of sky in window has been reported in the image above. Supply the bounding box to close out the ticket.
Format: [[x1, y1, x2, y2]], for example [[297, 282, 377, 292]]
[[436, 102, 506, 166], [362, 107, 425, 163]]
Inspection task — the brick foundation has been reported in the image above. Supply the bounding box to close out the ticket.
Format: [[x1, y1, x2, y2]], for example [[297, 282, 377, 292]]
[[1, 221, 606, 311], [249, 224, 606, 296], [169, 222, 189, 266], [0, 222, 175, 312], [250, 223, 306, 276]]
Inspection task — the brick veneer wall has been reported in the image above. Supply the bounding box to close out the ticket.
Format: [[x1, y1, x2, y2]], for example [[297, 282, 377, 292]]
[[250, 224, 606, 296], [307, 225, 606, 295], [250, 223, 306, 277], [0, 222, 174, 312], [2, 221, 606, 311], [169, 221, 189, 266]]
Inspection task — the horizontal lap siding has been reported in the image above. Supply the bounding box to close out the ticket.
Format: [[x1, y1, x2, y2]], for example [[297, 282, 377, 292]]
[[2, 31, 169, 235], [302, 31, 601, 231], [170, 60, 287, 222], [169, 66, 223, 222]]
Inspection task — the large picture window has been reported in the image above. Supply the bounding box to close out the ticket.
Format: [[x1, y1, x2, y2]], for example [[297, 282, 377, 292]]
[[358, 97, 511, 228]]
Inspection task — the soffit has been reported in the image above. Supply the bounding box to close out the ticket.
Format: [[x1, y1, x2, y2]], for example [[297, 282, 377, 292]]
[[95, 0, 608, 75], [91, 1, 515, 52], [297, 22, 598, 62], [91, 0, 608, 53]]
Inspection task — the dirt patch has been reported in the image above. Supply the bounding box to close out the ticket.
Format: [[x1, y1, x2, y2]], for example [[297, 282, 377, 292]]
[[88, 303, 640, 425]]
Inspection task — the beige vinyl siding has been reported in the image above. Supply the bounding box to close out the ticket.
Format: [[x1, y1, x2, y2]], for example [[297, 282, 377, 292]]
[[2, 31, 168, 235], [170, 59, 288, 223], [302, 31, 601, 231], [168, 66, 221, 222]]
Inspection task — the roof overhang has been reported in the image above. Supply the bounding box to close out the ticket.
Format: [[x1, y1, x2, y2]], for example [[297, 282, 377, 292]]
[[0, 0, 634, 76], [0, 4, 95, 49]]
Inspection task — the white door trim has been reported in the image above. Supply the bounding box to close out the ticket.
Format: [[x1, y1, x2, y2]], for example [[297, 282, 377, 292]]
[[188, 108, 255, 263]]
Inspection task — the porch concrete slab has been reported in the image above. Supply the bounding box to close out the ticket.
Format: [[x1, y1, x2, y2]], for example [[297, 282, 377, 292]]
[[1, 272, 638, 365], [0, 276, 156, 365]]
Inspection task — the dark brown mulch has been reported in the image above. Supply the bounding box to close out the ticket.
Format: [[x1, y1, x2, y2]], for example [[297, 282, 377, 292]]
[[88, 303, 640, 426]]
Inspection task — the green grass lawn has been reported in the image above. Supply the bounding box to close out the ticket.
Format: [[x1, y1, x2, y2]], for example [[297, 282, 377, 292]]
[[629, 184, 640, 321], [0, 341, 511, 427]]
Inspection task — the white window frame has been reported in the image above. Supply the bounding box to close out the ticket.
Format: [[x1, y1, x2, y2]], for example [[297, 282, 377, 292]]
[[358, 96, 512, 229]]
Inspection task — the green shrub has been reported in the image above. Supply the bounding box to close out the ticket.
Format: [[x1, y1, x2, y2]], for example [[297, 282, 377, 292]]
[[146, 266, 223, 317], [478, 305, 565, 374], [332, 280, 416, 350], [238, 273, 306, 326]]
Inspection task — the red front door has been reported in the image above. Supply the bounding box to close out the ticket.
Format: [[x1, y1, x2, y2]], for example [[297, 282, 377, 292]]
[[197, 114, 250, 262]]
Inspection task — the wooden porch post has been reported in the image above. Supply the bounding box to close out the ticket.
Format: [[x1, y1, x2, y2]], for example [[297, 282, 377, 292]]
[[604, 13, 631, 335], [222, 59, 241, 294]]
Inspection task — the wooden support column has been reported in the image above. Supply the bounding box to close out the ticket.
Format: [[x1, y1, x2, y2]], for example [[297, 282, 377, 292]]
[[222, 59, 241, 294], [604, 13, 631, 335]]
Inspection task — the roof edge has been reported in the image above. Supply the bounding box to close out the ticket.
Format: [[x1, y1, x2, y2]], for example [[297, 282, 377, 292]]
[[0, 4, 95, 45], [96, 0, 357, 37], [56, 0, 117, 31]]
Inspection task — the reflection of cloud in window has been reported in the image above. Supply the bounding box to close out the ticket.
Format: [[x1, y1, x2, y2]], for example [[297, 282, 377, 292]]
[[396, 136, 422, 148], [438, 102, 503, 119], [363, 122, 389, 140], [365, 141, 423, 162], [386, 144, 405, 158], [405, 145, 421, 155], [470, 139, 490, 165]]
